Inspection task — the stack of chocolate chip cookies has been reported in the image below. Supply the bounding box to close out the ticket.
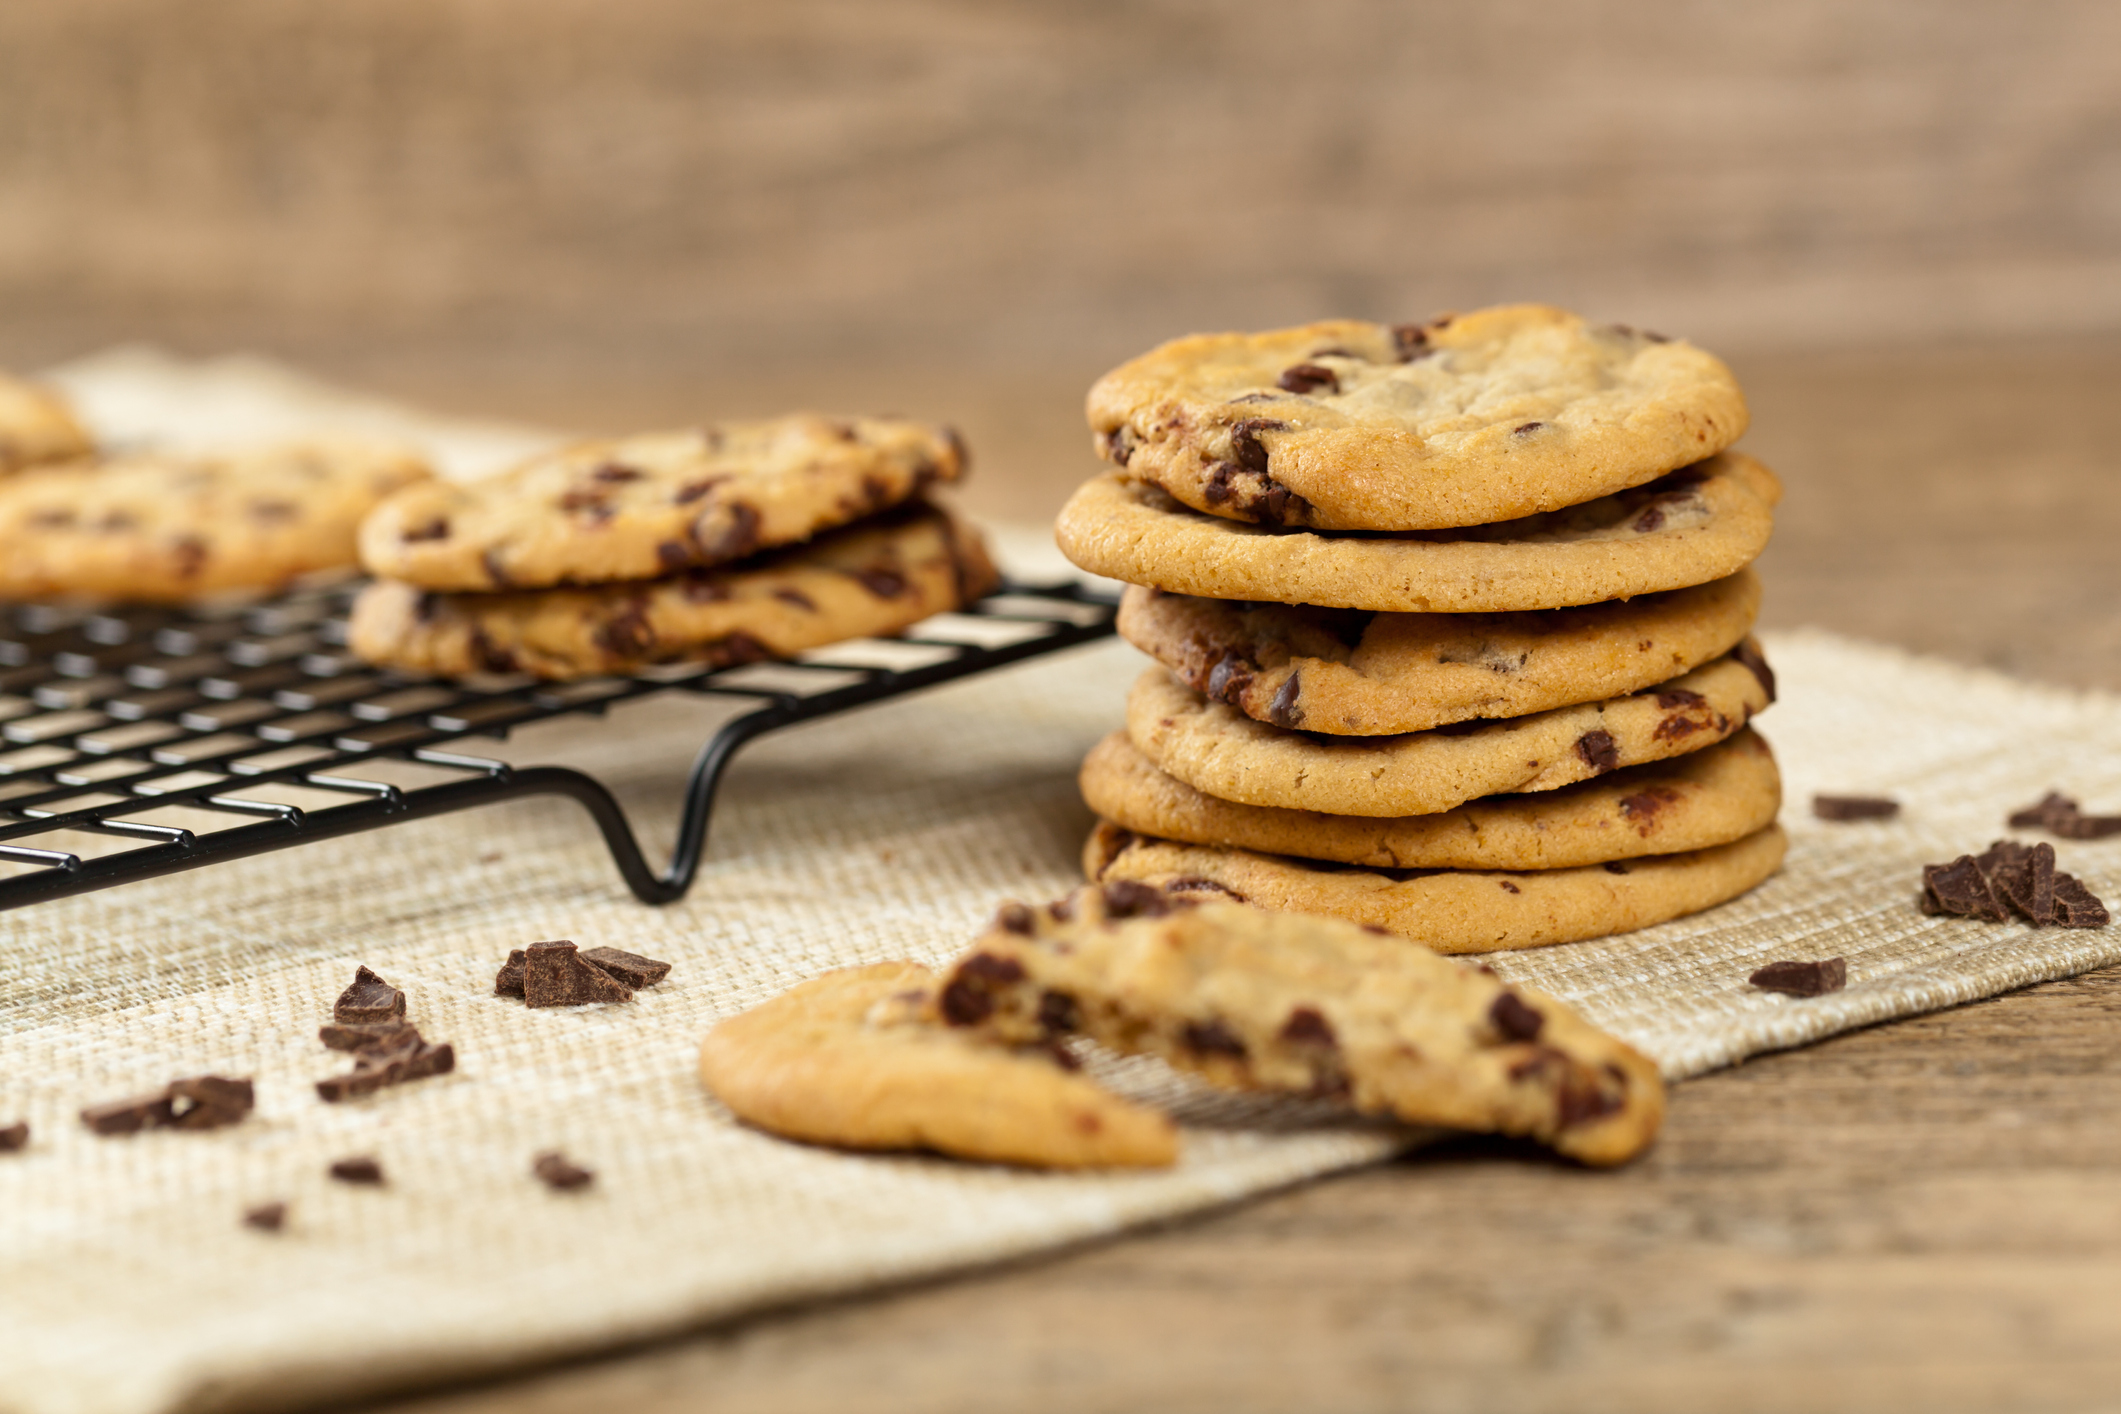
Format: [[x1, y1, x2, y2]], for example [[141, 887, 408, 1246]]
[[350, 414, 1000, 680], [1057, 304, 1787, 953]]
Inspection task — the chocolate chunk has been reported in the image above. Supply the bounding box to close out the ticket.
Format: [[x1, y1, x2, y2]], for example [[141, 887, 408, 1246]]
[[1655, 688, 1707, 710], [167, 1075, 255, 1130], [1512, 421, 1544, 437], [700, 502, 763, 561], [1729, 640, 1777, 703], [1182, 1019, 1248, 1058], [2007, 791, 2121, 840], [404, 516, 449, 542], [1499, 880, 1521, 893], [1266, 673, 1305, 728], [1037, 989, 1080, 1034], [940, 951, 1025, 1026], [334, 965, 406, 1024], [1980, 839, 2056, 924], [1555, 1066, 1625, 1128], [1618, 787, 1680, 830], [522, 940, 633, 1008], [533, 1151, 595, 1192], [243, 1201, 288, 1232], [1230, 419, 1285, 475], [1813, 795, 1900, 822], [1390, 324, 1432, 360], [2052, 873, 2112, 928], [995, 902, 1035, 935], [316, 1038, 455, 1102], [495, 949, 528, 996], [328, 1155, 385, 1185], [957, 952, 1026, 985], [0, 1121, 27, 1152], [1489, 992, 1545, 1041], [1101, 427, 1136, 465], [1276, 363, 1339, 395], [595, 603, 656, 659], [854, 566, 909, 598], [655, 539, 692, 571], [1164, 875, 1245, 901], [81, 1088, 178, 1135], [1749, 957, 1847, 997], [1278, 1007, 1336, 1047], [1101, 879, 1174, 919], [579, 946, 672, 989], [1603, 861, 1629, 875], [1631, 506, 1665, 533], [1205, 650, 1256, 704], [1259, 482, 1309, 522], [1920, 856, 2007, 922], [1201, 462, 1237, 505], [1574, 729, 1619, 774], [320, 1020, 420, 1053], [1651, 710, 1705, 742]]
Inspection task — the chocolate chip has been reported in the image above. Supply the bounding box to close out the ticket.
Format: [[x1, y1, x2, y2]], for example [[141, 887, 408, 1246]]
[[1603, 861, 1629, 875], [705, 632, 772, 668], [1654, 688, 1707, 710], [532, 1150, 595, 1191], [1651, 711, 1705, 743], [1575, 730, 1619, 774], [1921, 855, 2008, 922], [170, 535, 209, 579], [1631, 506, 1666, 533], [1276, 363, 1339, 395], [320, 1020, 420, 1053], [558, 487, 610, 513], [1489, 992, 1545, 1041], [1982, 839, 2057, 925], [1391, 324, 1433, 360], [1091, 827, 1138, 879], [1618, 787, 1680, 830], [1729, 640, 1777, 703], [595, 603, 656, 659], [655, 540, 692, 571], [941, 949, 1028, 1027], [579, 946, 672, 989], [329, 1155, 385, 1185], [1499, 880, 1521, 893], [1749, 958, 1847, 997], [0, 1121, 25, 1152], [316, 1037, 455, 1102], [995, 901, 1035, 935], [1201, 461, 1237, 505], [495, 949, 527, 996], [1037, 990, 1080, 1034], [243, 1201, 288, 1232], [938, 978, 993, 1026], [2007, 791, 2121, 840], [1101, 879, 1174, 919], [522, 940, 634, 1008], [167, 1075, 256, 1130], [1512, 421, 1544, 437], [1205, 651, 1256, 704], [1260, 482, 1309, 522], [1266, 672, 1304, 729], [674, 476, 725, 505], [772, 588, 817, 612], [1230, 419, 1285, 475], [1165, 875, 1245, 901], [1555, 1066, 1625, 1128], [1182, 1019, 1247, 1058], [680, 572, 731, 604], [334, 966, 406, 1024], [1102, 427, 1137, 465], [700, 502, 762, 562], [1278, 1007, 1336, 1047], [854, 565, 909, 597], [591, 462, 643, 483]]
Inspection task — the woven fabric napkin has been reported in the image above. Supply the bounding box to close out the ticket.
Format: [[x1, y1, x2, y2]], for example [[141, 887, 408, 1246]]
[[2, 357, 2118, 1414]]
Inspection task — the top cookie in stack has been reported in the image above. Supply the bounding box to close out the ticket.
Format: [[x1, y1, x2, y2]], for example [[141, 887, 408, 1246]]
[[1057, 305, 1787, 954], [350, 413, 1000, 680]]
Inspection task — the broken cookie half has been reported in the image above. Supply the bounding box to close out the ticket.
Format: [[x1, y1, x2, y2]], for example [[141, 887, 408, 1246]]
[[938, 881, 1666, 1167], [698, 961, 1178, 1169]]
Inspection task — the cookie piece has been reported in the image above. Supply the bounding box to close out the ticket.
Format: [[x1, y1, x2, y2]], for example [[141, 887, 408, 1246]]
[[1057, 453, 1779, 613], [1085, 821, 1788, 954], [350, 502, 1000, 680], [697, 961, 1178, 1169], [1090, 306, 1747, 531], [1120, 568, 1760, 736], [1082, 728, 1781, 872], [1128, 649, 1772, 819], [361, 414, 966, 592], [941, 884, 1665, 1165], [0, 440, 431, 602], [0, 373, 93, 474]]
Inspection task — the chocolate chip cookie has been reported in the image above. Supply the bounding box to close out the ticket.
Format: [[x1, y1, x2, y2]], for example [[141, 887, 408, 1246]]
[[0, 439, 432, 602], [1088, 305, 1746, 530], [1127, 646, 1773, 818], [0, 373, 93, 474], [350, 501, 998, 680], [939, 883, 1666, 1165], [1056, 453, 1779, 613], [361, 414, 966, 591], [1119, 568, 1760, 736], [1084, 820, 1789, 956], [697, 961, 1178, 1168], [1081, 727, 1782, 871]]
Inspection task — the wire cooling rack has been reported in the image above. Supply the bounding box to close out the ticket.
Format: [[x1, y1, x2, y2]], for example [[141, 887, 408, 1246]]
[[0, 580, 1116, 911]]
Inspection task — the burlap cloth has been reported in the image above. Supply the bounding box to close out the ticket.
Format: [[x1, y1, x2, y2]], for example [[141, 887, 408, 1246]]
[[3, 355, 2119, 1414]]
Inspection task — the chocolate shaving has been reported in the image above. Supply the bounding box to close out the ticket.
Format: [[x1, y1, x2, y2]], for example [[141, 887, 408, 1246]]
[[334, 966, 406, 1024], [579, 946, 672, 989], [2007, 791, 2121, 840], [1921, 855, 2008, 922], [243, 1201, 288, 1232], [532, 1151, 595, 1192], [328, 1155, 385, 1185], [316, 1032, 455, 1102], [1813, 794, 1900, 822], [82, 1075, 252, 1135], [0, 1121, 27, 1152], [522, 940, 634, 1008], [1749, 957, 1847, 997], [320, 1020, 420, 1053]]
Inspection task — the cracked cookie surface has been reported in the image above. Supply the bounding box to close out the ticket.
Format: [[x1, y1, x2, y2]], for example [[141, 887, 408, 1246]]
[[939, 883, 1666, 1165], [361, 413, 966, 591], [1057, 452, 1779, 613], [1126, 646, 1773, 818], [1088, 305, 1746, 531], [1119, 568, 1759, 736], [1083, 821, 1788, 957], [1082, 728, 1781, 871], [697, 960, 1177, 1169], [351, 501, 997, 680]]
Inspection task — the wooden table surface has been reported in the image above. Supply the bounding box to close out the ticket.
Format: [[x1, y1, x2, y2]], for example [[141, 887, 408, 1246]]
[[313, 340, 2121, 1414]]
